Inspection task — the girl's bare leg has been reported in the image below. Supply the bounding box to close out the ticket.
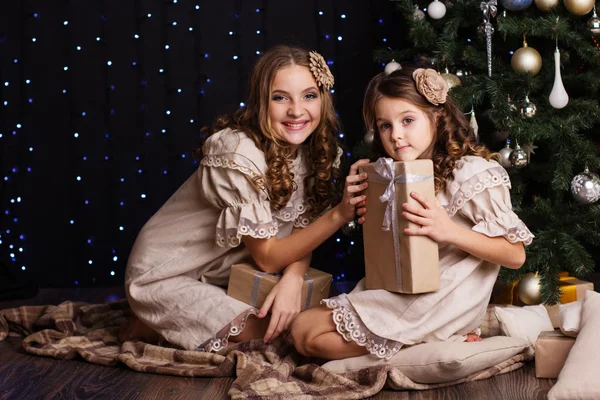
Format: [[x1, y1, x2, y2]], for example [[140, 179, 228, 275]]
[[290, 305, 368, 360]]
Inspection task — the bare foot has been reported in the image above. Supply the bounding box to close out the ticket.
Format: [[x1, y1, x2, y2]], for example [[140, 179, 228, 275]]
[[118, 315, 160, 344], [465, 332, 483, 342]]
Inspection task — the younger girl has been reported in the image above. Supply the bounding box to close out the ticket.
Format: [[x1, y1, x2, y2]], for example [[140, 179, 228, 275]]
[[290, 67, 534, 360], [121, 45, 369, 352]]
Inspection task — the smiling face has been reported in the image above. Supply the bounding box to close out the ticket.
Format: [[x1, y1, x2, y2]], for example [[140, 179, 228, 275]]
[[375, 96, 435, 162], [268, 64, 322, 152]]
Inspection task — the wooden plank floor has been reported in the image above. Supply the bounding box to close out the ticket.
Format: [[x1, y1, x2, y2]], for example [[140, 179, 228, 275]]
[[0, 285, 561, 400]]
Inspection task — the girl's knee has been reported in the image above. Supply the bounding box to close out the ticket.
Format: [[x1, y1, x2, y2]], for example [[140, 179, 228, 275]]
[[289, 307, 331, 357]]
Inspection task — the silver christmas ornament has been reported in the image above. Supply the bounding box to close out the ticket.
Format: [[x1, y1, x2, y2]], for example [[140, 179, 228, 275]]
[[509, 142, 529, 168], [588, 6, 600, 35], [414, 5, 426, 20], [571, 166, 600, 204], [520, 95, 537, 118], [341, 220, 360, 235], [384, 59, 402, 75], [499, 139, 513, 168]]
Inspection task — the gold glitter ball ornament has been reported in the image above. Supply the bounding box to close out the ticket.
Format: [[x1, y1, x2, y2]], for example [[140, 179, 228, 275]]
[[441, 68, 461, 89]]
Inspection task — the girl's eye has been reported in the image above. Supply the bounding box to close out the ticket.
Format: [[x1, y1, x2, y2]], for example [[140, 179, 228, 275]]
[[272, 95, 286, 101], [305, 92, 318, 100], [403, 118, 414, 124], [379, 123, 391, 130]]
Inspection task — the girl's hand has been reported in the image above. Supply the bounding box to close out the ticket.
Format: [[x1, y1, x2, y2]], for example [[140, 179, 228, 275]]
[[402, 192, 455, 243], [258, 273, 303, 343], [337, 159, 371, 224]]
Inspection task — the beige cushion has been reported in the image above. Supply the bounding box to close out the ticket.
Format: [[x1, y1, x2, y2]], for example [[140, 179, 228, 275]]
[[548, 290, 599, 400], [494, 304, 554, 344], [558, 301, 582, 338], [322, 336, 531, 384]]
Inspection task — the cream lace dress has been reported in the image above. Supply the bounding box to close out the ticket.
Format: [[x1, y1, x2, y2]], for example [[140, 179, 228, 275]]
[[322, 156, 534, 360], [124, 128, 315, 351]]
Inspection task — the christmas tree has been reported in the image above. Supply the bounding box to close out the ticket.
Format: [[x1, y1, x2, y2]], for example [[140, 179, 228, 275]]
[[369, 0, 600, 304]]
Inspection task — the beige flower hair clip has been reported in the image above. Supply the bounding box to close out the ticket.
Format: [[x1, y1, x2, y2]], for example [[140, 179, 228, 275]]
[[309, 51, 334, 91], [412, 68, 448, 106]]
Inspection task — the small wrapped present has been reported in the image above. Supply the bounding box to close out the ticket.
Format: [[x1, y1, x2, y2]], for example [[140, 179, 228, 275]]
[[227, 263, 332, 310], [358, 158, 440, 294], [535, 330, 576, 378]]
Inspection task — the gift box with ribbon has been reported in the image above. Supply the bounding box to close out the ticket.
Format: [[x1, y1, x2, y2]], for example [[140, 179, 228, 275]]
[[358, 158, 440, 294], [491, 272, 594, 327], [226, 263, 332, 310], [545, 272, 594, 327], [535, 330, 576, 378]]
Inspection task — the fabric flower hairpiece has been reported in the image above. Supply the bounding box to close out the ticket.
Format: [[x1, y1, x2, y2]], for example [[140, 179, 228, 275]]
[[309, 51, 334, 91], [412, 68, 448, 106]]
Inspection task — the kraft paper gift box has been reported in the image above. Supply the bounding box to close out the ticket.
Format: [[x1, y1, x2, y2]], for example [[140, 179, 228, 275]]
[[358, 158, 439, 294], [544, 272, 594, 328], [227, 263, 332, 310], [535, 330, 576, 378]]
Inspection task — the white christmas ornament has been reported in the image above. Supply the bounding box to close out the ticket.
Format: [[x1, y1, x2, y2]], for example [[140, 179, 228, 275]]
[[470, 109, 479, 139], [427, 0, 447, 19], [384, 60, 402, 75], [549, 47, 569, 109]]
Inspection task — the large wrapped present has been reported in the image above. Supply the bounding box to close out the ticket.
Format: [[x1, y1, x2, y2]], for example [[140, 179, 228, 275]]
[[227, 263, 332, 310], [535, 330, 576, 378], [358, 158, 440, 294]]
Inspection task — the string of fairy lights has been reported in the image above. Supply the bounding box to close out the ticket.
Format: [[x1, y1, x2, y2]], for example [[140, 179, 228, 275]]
[[1, 1, 393, 285]]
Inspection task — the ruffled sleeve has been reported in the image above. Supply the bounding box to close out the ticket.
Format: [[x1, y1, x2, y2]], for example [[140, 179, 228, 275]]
[[200, 129, 277, 247], [445, 156, 534, 246]]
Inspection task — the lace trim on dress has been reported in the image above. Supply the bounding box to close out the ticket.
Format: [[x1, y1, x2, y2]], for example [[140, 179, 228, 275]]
[[322, 295, 403, 360], [198, 307, 259, 352], [505, 222, 534, 245], [216, 217, 279, 247], [445, 166, 511, 217], [475, 220, 534, 246], [293, 212, 311, 228], [201, 154, 267, 190], [275, 202, 307, 223]]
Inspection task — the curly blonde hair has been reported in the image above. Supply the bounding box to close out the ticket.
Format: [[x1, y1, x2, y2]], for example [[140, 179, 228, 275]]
[[198, 45, 341, 217], [363, 68, 495, 192]]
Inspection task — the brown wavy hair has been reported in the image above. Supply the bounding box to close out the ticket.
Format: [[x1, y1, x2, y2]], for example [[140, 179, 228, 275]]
[[198, 45, 341, 217], [363, 68, 495, 192]]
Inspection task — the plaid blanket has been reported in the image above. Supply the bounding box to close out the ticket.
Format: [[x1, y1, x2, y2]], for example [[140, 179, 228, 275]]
[[0, 300, 529, 399]]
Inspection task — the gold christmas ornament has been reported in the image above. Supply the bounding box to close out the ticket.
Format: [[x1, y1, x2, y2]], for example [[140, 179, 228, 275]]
[[563, 0, 595, 15], [511, 37, 542, 75], [441, 67, 461, 89], [534, 0, 559, 11], [517, 272, 542, 305]]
